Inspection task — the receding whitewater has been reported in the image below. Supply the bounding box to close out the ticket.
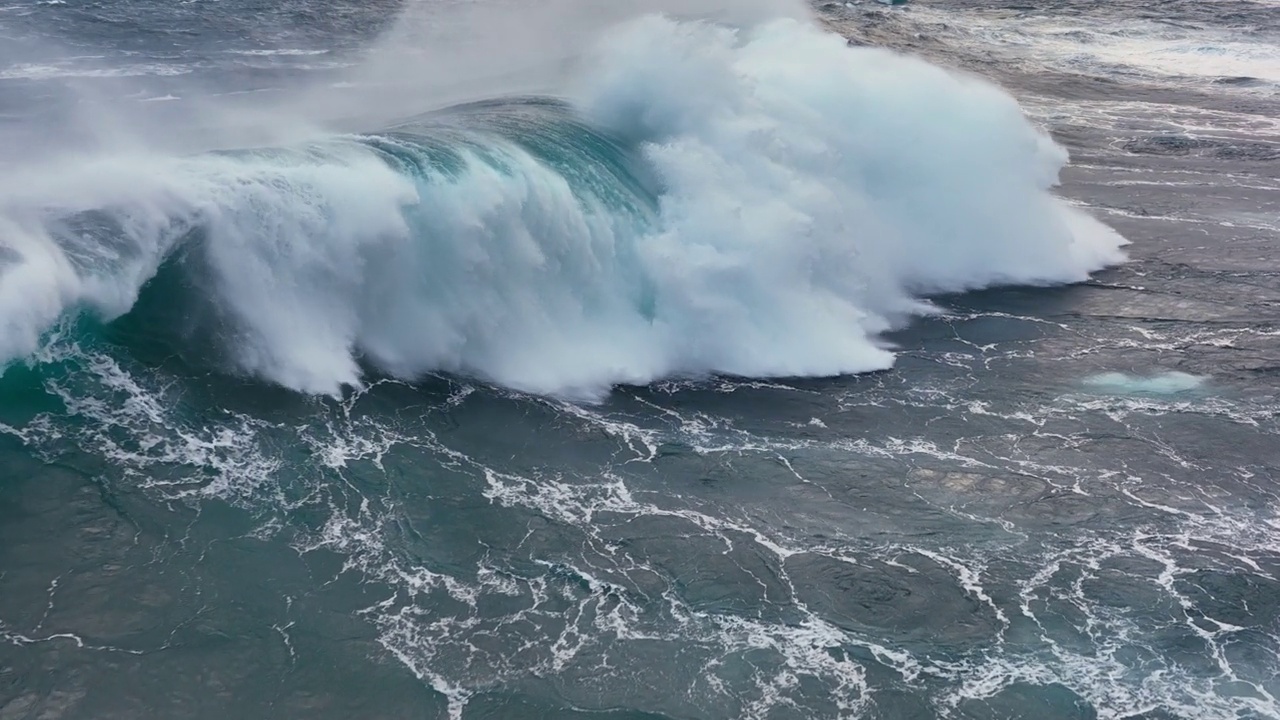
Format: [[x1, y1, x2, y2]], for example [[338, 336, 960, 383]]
[[2, 1, 1279, 719]]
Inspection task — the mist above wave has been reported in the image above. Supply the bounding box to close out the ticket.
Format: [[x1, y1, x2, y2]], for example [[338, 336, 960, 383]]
[[0, 14, 1128, 400]]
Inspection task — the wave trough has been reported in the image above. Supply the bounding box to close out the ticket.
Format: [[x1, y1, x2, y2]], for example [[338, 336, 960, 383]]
[[0, 16, 1128, 400]]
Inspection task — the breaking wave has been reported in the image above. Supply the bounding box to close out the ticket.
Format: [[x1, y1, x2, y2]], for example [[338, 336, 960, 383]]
[[0, 16, 1127, 400]]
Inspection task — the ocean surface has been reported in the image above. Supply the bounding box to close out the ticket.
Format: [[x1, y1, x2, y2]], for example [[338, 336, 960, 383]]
[[1, 0, 1278, 718]]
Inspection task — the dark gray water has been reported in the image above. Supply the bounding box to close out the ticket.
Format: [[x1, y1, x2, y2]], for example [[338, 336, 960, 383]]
[[1, 0, 1278, 718]]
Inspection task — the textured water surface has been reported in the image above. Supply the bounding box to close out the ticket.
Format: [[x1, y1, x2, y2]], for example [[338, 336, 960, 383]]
[[0, 0, 1278, 718]]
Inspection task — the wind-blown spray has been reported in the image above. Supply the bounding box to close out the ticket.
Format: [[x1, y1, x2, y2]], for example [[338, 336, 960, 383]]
[[0, 11, 1126, 400]]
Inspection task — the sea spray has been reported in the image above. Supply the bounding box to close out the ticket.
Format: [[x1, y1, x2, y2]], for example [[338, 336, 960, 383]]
[[0, 16, 1128, 399]]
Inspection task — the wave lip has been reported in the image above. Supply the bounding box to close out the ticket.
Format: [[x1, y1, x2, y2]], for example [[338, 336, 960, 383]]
[[0, 16, 1128, 400]]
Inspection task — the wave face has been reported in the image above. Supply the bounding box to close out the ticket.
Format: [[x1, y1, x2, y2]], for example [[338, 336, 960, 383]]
[[0, 16, 1127, 399]]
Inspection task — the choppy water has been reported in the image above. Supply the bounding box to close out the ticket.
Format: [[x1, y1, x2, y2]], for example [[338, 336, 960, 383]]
[[1, 0, 1278, 718]]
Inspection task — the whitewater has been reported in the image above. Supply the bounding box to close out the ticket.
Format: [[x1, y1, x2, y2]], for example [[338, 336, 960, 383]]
[[0, 14, 1127, 400]]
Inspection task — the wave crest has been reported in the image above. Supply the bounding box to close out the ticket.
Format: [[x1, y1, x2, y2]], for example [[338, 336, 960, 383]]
[[0, 16, 1127, 400]]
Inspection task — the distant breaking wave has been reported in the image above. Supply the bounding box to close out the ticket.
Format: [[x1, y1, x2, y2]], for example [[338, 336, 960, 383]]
[[0, 16, 1127, 400]]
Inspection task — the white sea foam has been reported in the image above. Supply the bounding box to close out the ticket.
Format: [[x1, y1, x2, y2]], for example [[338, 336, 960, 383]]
[[0, 62, 194, 80], [1082, 371, 1208, 395], [0, 14, 1127, 399], [901, 7, 1280, 94]]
